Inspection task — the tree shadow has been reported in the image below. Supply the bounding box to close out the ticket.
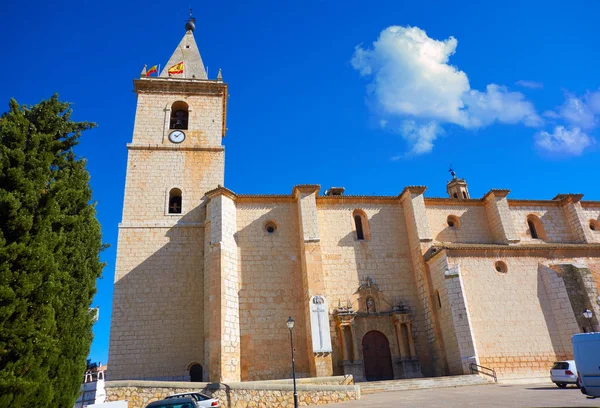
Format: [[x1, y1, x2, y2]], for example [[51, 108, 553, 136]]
[[108, 207, 205, 381]]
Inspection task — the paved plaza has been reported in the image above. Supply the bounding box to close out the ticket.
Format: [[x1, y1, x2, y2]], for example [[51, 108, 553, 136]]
[[310, 383, 599, 408]]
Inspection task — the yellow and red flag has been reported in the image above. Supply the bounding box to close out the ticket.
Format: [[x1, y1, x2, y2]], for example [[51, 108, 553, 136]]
[[168, 61, 184, 75], [146, 65, 158, 77]]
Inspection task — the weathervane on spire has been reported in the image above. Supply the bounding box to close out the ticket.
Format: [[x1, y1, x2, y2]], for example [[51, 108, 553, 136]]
[[185, 7, 196, 32], [449, 165, 457, 180]]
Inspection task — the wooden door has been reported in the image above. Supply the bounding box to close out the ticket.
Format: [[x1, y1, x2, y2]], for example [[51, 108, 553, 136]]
[[362, 331, 394, 381]]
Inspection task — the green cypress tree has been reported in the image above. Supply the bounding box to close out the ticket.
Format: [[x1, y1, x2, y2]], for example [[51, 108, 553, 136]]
[[0, 95, 105, 407]]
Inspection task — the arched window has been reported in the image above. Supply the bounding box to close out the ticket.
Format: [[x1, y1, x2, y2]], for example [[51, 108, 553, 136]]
[[353, 209, 370, 240], [189, 363, 203, 382], [168, 188, 182, 214], [590, 219, 600, 231], [462, 191, 467, 199], [170, 101, 189, 130], [526, 214, 546, 240], [453, 193, 458, 198], [447, 215, 460, 229]]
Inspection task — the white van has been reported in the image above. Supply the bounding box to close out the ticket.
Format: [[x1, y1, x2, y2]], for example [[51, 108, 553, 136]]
[[573, 332, 600, 398]]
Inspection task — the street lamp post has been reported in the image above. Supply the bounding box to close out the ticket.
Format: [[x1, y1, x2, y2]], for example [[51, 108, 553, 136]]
[[583, 309, 593, 332], [287, 316, 299, 408]]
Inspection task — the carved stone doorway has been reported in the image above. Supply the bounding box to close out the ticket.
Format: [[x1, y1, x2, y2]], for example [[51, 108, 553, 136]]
[[362, 330, 393, 381]]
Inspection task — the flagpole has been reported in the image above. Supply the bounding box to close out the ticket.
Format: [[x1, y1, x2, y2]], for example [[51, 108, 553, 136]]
[[158, 64, 160, 77]]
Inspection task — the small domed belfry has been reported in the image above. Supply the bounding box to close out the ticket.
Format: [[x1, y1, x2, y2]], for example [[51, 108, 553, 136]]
[[109, 18, 600, 384], [446, 168, 470, 199]]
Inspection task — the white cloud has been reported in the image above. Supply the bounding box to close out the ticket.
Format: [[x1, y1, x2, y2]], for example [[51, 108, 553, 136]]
[[351, 26, 541, 154], [401, 120, 444, 155], [516, 80, 543, 89], [534, 126, 595, 156], [557, 91, 600, 129]]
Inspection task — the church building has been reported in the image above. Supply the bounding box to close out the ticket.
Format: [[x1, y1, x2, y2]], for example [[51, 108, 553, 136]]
[[108, 18, 600, 384]]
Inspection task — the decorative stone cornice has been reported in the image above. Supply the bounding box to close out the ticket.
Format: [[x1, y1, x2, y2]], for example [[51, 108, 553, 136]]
[[508, 199, 561, 207], [424, 198, 484, 206], [134, 77, 227, 95], [318, 195, 399, 204], [127, 144, 224, 152], [423, 242, 600, 262]]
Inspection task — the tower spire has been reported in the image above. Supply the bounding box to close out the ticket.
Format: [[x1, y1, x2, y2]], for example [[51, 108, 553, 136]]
[[159, 13, 207, 79]]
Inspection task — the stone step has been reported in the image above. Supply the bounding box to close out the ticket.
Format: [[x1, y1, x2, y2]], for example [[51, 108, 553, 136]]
[[359, 374, 491, 394]]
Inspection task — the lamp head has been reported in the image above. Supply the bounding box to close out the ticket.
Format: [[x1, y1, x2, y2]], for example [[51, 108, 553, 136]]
[[287, 316, 295, 330], [583, 308, 593, 319]]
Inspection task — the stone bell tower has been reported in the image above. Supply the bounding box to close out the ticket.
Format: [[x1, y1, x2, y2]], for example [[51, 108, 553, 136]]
[[446, 168, 470, 200], [108, 15, 228, 381]]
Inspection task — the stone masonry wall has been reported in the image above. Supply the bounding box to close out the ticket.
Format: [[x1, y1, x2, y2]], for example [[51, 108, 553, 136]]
[[453, 255, 595, 378], [426, 205, 494, 244], [316, 201, 428, 375], [109, 226, 204, 380], [509, 205, 575, 243], [106, 381, 359, 408], [122, 149, 224, 223], [235, 202, 309, 381], [582, 206, 600, 243], [132, 93, 223, 147]]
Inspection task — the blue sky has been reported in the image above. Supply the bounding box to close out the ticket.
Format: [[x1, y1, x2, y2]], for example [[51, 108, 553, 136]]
[[1, 0, 599, 365]]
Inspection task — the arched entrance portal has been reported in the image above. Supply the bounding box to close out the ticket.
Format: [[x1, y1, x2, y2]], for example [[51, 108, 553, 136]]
[[189, 363, 203, 382], [362, 331, 393, 381]]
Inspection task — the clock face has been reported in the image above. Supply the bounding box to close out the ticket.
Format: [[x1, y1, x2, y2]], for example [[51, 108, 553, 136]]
[[169, 130, 186, 144]]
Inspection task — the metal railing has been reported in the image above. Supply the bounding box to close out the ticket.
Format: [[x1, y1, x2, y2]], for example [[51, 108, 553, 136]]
[[469, 362, 497, 383]]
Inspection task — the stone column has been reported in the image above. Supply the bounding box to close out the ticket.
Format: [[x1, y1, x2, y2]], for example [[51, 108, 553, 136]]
[[338, 325, 348, 361], [407, 322, 416, 358], [483, 190, 520, 244], [204, 188, 241, 382], [294, 185, 333, 377], [392, 314, 408, 359]]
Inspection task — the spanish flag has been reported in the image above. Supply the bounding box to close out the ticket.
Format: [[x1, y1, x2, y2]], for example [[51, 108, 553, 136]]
[[146, 65, 158, 77], [168, 61, 184, 75]]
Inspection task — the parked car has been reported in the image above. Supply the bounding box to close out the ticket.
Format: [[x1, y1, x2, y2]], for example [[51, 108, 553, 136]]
[[145, 396, 199, 408], [573, 332, 600, 398], [550, 360, 579, 388], [166, 392, 220, 407]]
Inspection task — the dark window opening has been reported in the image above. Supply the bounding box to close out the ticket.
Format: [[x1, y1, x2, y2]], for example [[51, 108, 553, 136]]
[[169, 189, 182, 214], [436, 290, 442, 309], [453, 193, 458, 198], [462, 191, 467, 199], [355, 215, 365, 240], [170, 101, 189, 130], [527, 219, 538, 239], [189, 363, 203, 382], [495, 261, 508, 274], [265, 221, 277, 233]]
